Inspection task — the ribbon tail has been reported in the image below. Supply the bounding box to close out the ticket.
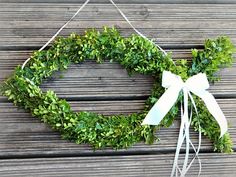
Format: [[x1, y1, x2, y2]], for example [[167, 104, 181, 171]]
[[171, 101, 186, 177], [142, 86, 181, 125], [185, 106, 202, 177], [197, 91, 228, 137], [182, 89, 190, 176], [188, 91, 202, 176]]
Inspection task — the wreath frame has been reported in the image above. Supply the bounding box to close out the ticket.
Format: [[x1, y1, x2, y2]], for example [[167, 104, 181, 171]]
[[0, 27, 234, 152]]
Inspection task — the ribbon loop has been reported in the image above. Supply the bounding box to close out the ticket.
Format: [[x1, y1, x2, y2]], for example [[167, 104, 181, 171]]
[[185, 73, 209, 95], [162, 71, 183, 88]]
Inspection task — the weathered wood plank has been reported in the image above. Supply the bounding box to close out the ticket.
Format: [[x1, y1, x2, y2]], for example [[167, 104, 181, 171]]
[[0, 99, 235, 157], [2, 21, 234, 31], [0, 1, 235, 177], [1, 60, 235, 99], [0, 153, 235, 177], [0, 4, 236, 49], [1, 30, 235, 49], [1, 0, 236, 4], [1, 4, 236, 17]]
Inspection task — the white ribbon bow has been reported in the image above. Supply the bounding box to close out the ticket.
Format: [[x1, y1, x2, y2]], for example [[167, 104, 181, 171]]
[[142, 70, 228, 177]]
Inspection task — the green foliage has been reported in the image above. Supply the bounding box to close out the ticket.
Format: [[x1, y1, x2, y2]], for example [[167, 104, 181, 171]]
[[191, 97, 233, 153], [190, 36, 235, 81], [0, 27, 234, 152]]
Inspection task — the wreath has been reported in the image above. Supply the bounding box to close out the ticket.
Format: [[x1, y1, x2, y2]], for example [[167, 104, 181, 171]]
[[0, 27, 234, 152]]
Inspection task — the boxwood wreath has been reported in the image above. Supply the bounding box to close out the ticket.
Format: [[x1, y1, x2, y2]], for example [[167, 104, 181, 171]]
[[1, 27, 235, 152]]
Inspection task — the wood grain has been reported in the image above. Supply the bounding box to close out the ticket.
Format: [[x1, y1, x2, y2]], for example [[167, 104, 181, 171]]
[[0, 1, 235, 176], [0, 4, 236, 49], [1, 0, 236, 4], [0, 153, 235, 177]]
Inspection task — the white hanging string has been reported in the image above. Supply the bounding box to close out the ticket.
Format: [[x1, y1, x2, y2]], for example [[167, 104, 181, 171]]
[[21, 0, 91, 69], [21, 0, 167, 69], [108, 0, 167, 56]]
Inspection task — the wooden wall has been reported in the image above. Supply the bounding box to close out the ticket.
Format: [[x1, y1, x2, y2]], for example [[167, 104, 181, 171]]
[[0, 1, 235, 176]]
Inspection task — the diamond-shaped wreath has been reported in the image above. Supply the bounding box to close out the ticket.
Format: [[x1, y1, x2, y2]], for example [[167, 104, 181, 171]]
[[0, 27, 234, 151]]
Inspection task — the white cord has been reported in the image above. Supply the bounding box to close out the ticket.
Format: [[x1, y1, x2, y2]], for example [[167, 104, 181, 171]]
[[21, 0, 91, 69], [21, 0, 167, 69]]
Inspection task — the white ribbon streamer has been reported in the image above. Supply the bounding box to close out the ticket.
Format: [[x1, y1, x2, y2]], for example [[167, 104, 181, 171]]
[[142, 70, 228, 177]]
